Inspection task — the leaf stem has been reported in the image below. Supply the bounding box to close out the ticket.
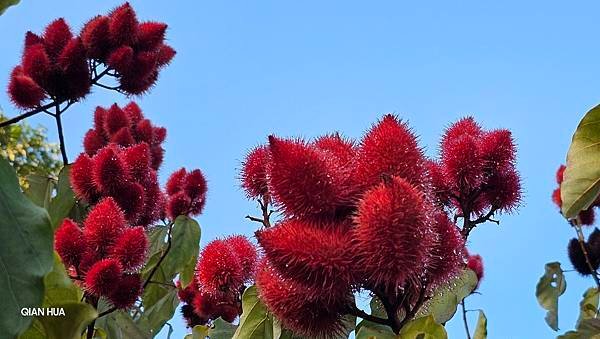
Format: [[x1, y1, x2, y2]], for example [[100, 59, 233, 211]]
[[461, 299, 472, 339]]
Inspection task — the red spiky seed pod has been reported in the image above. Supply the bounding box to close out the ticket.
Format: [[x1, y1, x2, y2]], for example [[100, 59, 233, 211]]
[[112, 182, 145, 223], [166, 168, 186, 195], [579, 208, 596, 226], [353, 176, 434, 292], [467, 252, 484, 289], [441, 117, 483, 151], [84, 258, 123, 296], [107, 46, 134, 74], [355, 114, 426, 189], [42, 18, 72, 60], [240, 146, 270, 198], [256, 219, 354, 296], [70, 153, 100, 203], [176, 279, 198, 304], [80, 15, 110, 59], [166, 191, 191, 220], [484, 168, 521, 212], [24, 31, 43, 48], [83, 129, 106, 156], [93, 107, 108, 137], [92, 145, 131, 194], [149, 144, 164, 170], [122, 142, 151, 181], [556, 165, 566, 184], [108, 273, 142, 309], [196, 239, 244, 296], [58, 38, 86, 70], [104, 104, 131, 137], [184, 169, 208, 201], [137, 22, 168, 50], [426, 213, 465, 287], [427, 160, 450, 206], [181, 304, 207, 328], [588, 228, 600, 260], [256, 261, 350, 338], [192, 292, 239, 323], [156, 44, 176, 67], [313, 133, 356, 165], [568, 238, 596, 276], [268, 136, 354, 219], [225, 235, 258, 281], [54, 219, 85, 267], [135, 119, 154, 143], [110, 127, 135, 147], [479, 129, 516, 170], [109, 3, 138, 46], [123, 102, 144, 125], [137, 171, 163, 227], [119, 69, 158, 95], [83, 198, 126, 256], [111, 226, 148, 271], [22, 43, 50, 85], [552, 188, 562, 209], [8, 73, 45, 108], [153, 126, 167, 143], [441, 134, 483, 193]]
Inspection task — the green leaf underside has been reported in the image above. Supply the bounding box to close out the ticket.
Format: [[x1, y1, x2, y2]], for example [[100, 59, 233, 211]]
[[536, 262, 567, 331], [473, 310, 487, 339]]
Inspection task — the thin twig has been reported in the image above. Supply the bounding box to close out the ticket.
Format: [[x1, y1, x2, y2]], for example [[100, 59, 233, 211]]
[[143, 221, 175, 290], [54, 104, 68, 164], [574, 220, 600, 288], [347, 304, 390, 327], [461, 299, 472, 339]]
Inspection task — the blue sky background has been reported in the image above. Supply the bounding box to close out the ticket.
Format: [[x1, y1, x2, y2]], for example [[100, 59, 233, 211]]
[[2, 1, 599, 338]]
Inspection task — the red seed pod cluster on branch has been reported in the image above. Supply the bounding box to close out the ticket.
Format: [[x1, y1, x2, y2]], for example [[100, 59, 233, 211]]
[[430, 118, 521, 220], [54, 198, 147, 308], [8, 2, 175, 108], [552, 164, 597, 226], [165, 168, 208, 220], [71, 102, 167, 226], [240, 115, 500, 337], [177, 235, 258, 327]]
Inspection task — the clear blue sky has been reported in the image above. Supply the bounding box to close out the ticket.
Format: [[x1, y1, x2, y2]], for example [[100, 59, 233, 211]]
[[1, 1, 599, 338]]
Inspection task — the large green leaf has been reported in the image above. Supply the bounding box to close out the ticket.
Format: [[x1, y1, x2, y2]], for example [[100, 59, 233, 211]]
[[233, 285, 275, 339], [184, 325, 210, 339], [355, 324, 397, 339], [24, 174, 54, 209], [561, 104, 600, 218], [0, 158, 53, 337], [536, 262, 567, 331], [161, 216, 201, 285], [416, 269, 478, 323], [473, 310, 487, 339], [95, 311, 150, 339], [209, 318, 238, 339], [136, 288, 179, 336], [43, 253, 82, 305], [47, 165, 76, 230], [398, 315, 447, 339], [0, 0, 19, 15], [37, 302, 97, 339], [577, 288, 599, 328]]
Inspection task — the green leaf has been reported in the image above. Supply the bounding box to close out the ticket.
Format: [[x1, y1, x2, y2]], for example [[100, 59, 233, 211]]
[[161, 216, 201, 284], [36, 302, 97, 339], [209, 318, 238, 339], [43, 253, 82, 305], [416, 269, 478, 323], [473, 310, 487, 339], [577, 288, 599, 328], [0, 0, 19, 15], [0, 158, 53, 337], [398, 315, 447, 339], [95, 311, 151, 339], [47, 165, 76, 230], [233, 285, 275, 339], [24, 173, 54, 209], [536, 262, 567, 331], [561, 104, 600, 218], [355, 324, 397, 339], [137, 288, 179, 336], [356, 297, 391, 335], [185, 325, 209, 339]]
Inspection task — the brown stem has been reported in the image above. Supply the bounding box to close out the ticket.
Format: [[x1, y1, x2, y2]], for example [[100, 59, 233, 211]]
[[574, 221, 600, 288], [54, 103, 68, 164], [461, 299, 472, 339], [85, 296, 98, 339], [246, 195, 272, 228], [374, 289, 401, 333], [397, 285, 428, 329]]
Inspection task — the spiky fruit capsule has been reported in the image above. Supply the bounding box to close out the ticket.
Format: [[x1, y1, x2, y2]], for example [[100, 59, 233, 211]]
[[467, 253, 484, 289], [84, 258, 122, 296], [256, 220, 354, 296], [137, 22, 167, 50], [556, 165, 566, 184], [24, 31, 43, 48], [441, 117, 483, 151], [156, 44, 176, 67], [108, 273, 142, 309], [240, 146, 270, 198], [122, 143, 151, 181], [355, 114, 427, 189], [42, 18, 72, 59], [22, 44, 50, 84], [83, 198, 126, 256], [54, 219, 85, 267], [123, 102, 144, 124], [484, 168, 521, 212], [109, 3, 138, 46], [479, 129, 516, 170], [568, 238, 596, 276], [181, 304, 207, 328], [111, 226, 148, 271], [93, 107, 108, 137], [427, 160, 450, 206], [184, 169, 208, 202], [192, 292, 239, 323], [83, 129, 106, 156], [104, 104, 130, 137], [80, 15, 110, 59], [70, 153, 100, 203], [166, 168, 187, 195], [256, 262, 350, 339], [580, 208, 596, 226], [8, 73, 45, 108], [353, 176, 433, 292], [111, 127, 135, 147], [441, 134, 483, 193], [268, 136, 354, 219], [225, 235, 258, 281], [92, 146, 130, 194], [166, 191, 191, 220], [552, 188, 562, 209], [107, 46, 134, 74], [196, 239, 244, 296], [426, 213, 465, 287]]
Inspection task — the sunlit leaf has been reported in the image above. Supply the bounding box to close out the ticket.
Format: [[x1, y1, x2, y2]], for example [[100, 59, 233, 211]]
[[536, 262, 567, 331], [473, 310, 487, 339]]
